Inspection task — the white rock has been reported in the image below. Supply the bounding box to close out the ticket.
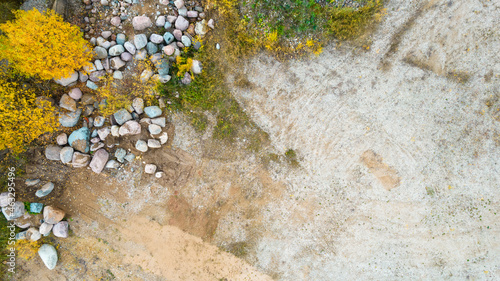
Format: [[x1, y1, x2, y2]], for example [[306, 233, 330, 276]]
[[155, 171, 164, 178], [39, 223, 53, 235], [56, 133, 68, 145], [148, 139, 161, 148], [111, 125, 120, 137], [144, 164, 157, 174], [159, 132, 169, 144]]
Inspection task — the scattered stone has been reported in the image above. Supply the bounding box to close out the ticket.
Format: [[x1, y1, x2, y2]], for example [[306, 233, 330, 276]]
[[135, 49, 148, 60], [38, 244, 58, 270], [72, 152, 91, 168], [207, 19, 214, 29], [150, 33, 163, 44], [89, 149, 109, 174], [178, 7, 187, 17], [144, 106, 162, 118], [216, 43, 220, 50], [132, 98, 144, 114], [95, 60, 104, 70], [83, 62, 96, 73], [148, 124, 162, 136], [159, 75, 172, 83], [140, 69, 154, 82], [146, 42, 158, 55], [39, 223, 53, 235], [2, 201, 25, 220], [59, 108, 82, 127], [110, 57, 126, 70], [151, 117, 166, 127], [181, 72, 192, 85], [191, 59, 202, 74], [181, 35, 191, 47], [121, 52, 133, 61], [55, 134, 67, 147], [140, 118, 152, 125], [97, 127, 111, 140], [155, 171, 164, 178], [55, 71, 78, 87], [94, 116, 105, 127], [43, 206, 65, 224], [163, 45, 174, 56], [159, 132, 169, 144], [119, 120, 141, 136], [79, 71, 89, 82], [167, 15, 177, 23], [164, 22, 172, 29], [116, 33, 126, 45], [175, 16, 189, 31], [94, 46, 108, 59], [45, 145, 62, 161], [16, 231, 27, 240], [115, 148, 127, 163], [25, 179, 40, 186], [81, 94, 96, 105], [68, 127, 90, 153], [106, 159, 120, 168], [111, 125, 120, 137], [101, 30, 112, 39], [124, 153, 135, 162], [52, 221, 69, 238], [174, 0, 184, 9], [109, 44, 125, 56], [113, 70, 124, 79], [27, 227, 41, 241], [90, 137, 100, 144], [135, 140, 148, 152], [132, 16, 153, 30], [68, 88, 82, 100], [172, 29, 182, 41], [144, 164, 157, 174], [30, 203, 43, 214], [113, 109, 133, 125], [156, 16, 165, 27], [187, 11, 198, 18], [35, 182, 55, 198], [60, 147, 74, 164], [124, 41, 136, 54], [110, 16, 121, 26], [86, 80, 98, 90], [148, 139, 161, 148], [90, 142, 104, 152], [0, 193, 12, 207], [134, 34, 148, 49]]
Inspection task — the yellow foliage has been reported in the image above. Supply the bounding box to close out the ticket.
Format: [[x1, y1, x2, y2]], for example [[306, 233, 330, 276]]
[[175, 56, 193, 78], [0, 9, 92, 80], [0, 75, 57, 154], [14, 239, 42, 260]]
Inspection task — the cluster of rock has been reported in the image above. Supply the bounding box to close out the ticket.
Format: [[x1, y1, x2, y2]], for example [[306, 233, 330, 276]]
[[48, 91, 169, 174], [1, 187, 67, 270], [59, 0, 213, 88]]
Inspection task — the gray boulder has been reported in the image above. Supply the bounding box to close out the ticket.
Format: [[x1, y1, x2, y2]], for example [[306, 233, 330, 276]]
[[124, 41, 136, 54], [132, 16, 152, 30], [134, 34, 148, 49], [52, 221, 69, 238], [55, 71, 78, 87], [175, 16, 189, 31], [36, 182, 54, 198], [1, 201, 25, 220], [94, 46, 108, 59], [39, 223, 53, 235], [118, 121, 141, 136], [113, 109, 133, 125], [132, 98, 144, 114], [109, 45, 125, 56], [135, 140, 148, 152], [60, 147, 74, 164], [59, 108, 82, 127], [144, 106, 162, 118]]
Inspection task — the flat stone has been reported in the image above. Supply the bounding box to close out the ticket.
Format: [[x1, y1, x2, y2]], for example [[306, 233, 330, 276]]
[[110, 16, 121, 26], [38, 244, 58, 270], [119, 121, 141, 136], [43, 206, 65, 224], [113, 109, 133, 125], [89, 149, 109, 174], [163, 45, 174, 56], [86, 81, 98, 90], [72, 152, 90, 168], [90, 142, 104, 152], [35, 182, 54, 198], [174, 0, 184, 9], [181, 35, 191, 47], [2, 201, 25, 220], [94, 60, 103, 70], [79, 71, 88, 82], [135, 140, 148, 152], [55, 71, 78, 87], [144, 164, 157, 174], [68, 127, 90, 153], [81, 94, 96, 105], [148, 139, 161, 148], [166, 15, 177, 23], [25, 179, 40, 187], [101, 30, 112, 39], [52, 221, 69, 238], [144, 106, 162, 118], [60, 147, 74, 164], [173, 29, 182, 41], [45, 145, 62, 161]]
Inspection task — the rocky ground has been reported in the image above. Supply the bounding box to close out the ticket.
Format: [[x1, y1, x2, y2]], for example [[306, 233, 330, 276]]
[[6, 0, 500, 280]]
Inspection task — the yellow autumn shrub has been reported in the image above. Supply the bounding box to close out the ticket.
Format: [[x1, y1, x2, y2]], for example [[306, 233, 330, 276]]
[[0, 9, 92, 80], [0, 74, 58, 154]]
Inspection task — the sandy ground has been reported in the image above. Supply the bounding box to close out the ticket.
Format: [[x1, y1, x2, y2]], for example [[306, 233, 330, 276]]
[[13, 0, 499, 280]]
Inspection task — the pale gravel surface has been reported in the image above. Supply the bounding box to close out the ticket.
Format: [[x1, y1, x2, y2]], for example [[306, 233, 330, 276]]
[[222, 0, 500, 279]]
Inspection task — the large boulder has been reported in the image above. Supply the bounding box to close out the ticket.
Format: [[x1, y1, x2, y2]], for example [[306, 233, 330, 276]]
[[89, 149, 109, 174], [68, 127, 90, 153], [175, 16, 189, 31], [38, 244, 58, 270], [43, 206, 65, 224], [132, 16, 152, 30]]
